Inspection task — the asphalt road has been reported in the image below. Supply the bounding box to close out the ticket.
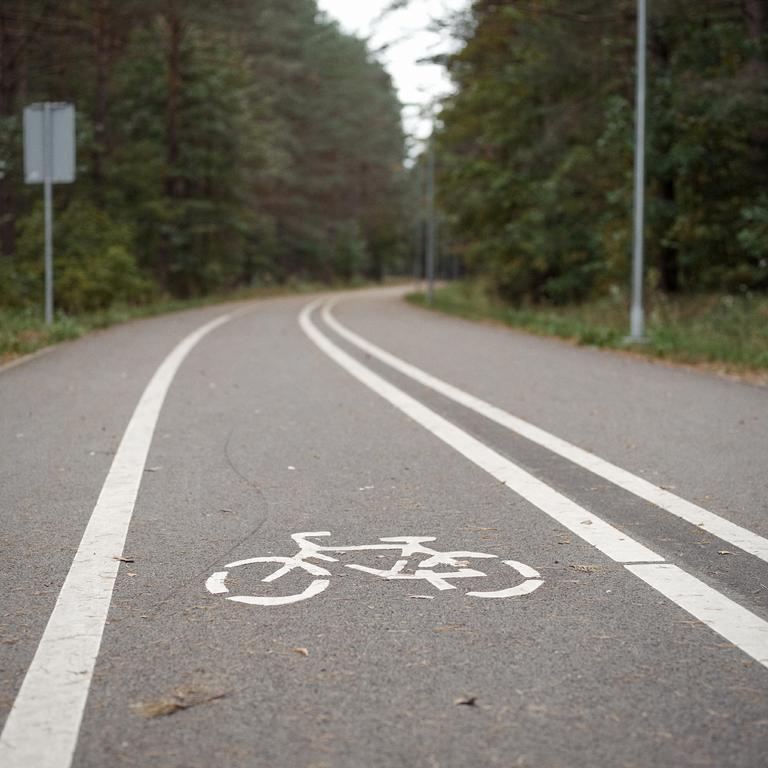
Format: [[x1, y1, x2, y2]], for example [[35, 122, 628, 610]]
[[1, 287, 767, 768]]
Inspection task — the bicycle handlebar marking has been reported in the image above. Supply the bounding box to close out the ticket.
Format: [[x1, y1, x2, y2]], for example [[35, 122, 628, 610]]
[[206, 532, 543, 607]]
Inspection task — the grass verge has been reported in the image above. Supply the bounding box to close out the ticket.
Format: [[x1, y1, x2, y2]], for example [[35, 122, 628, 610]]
[[407, 282, 768, 381], [0, 281, 350, 366]]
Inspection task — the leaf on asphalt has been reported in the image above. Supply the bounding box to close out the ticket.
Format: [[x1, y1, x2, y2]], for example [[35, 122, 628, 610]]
[[291, 647, 309, 657], [408, 594, 435, 600], [718, 550, 734, 555], [433, 624, 470, 633], [569, 564, 601, 573], [113, 556, 135, 563], [144, 466, 162, 473], [454, 696, 477, 706], [131, 687, 226, 718]]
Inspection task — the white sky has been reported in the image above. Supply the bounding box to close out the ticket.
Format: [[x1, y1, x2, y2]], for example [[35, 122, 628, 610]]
[[316, 0, 470, 153]]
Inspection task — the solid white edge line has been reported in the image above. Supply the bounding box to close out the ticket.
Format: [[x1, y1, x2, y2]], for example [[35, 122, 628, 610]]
[[322, 298, 768, 564], [301, 299, 660, 566], [0, 312, 233, 768], [300, 299, 768, 670], [626, 564, 768, 665]]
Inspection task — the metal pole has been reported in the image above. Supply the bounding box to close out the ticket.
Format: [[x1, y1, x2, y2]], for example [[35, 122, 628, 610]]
[[43, 102, 54, 325], [629, 0, 647, 341], [426, 131, 436, 304]]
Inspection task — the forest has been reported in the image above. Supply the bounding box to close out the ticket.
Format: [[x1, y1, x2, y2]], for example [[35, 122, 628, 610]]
[[0, 0, 408, 313], [1, 0, 766, 333], [437, 0, 768, 305]]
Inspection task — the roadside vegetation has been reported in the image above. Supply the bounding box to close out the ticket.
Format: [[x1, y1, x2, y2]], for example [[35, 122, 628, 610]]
[[408, 282, 768, 376], [434, 1, 767, 303], [404, 1, 767, 379]]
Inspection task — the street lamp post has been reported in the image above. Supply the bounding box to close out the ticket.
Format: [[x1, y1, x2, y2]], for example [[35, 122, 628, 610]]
[[425, 128, 436, 304], [629, 0, 647, 342]]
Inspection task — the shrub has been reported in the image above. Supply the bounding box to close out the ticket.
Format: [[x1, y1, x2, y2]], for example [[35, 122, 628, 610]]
[[13, 200, 153, 313]]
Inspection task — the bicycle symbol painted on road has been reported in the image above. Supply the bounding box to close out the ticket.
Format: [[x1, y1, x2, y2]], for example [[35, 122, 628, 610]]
[[205, 531, 544, 606]]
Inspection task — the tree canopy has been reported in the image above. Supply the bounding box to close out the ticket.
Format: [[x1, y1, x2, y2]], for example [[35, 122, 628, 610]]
[[0, 0, 408, 310], [437, 0, 768, 304]]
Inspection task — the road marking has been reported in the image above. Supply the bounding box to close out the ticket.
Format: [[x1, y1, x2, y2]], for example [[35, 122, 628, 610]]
[[626, 564, 768, 665], [0, 312, 234, 768], [206, 531, 543, 605], [302, 300, 660, 564], [322, 298, 768, 564], [300, 299, 768, 668]]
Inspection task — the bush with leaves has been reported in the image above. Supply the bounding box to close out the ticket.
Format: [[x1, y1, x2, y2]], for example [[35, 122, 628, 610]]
[[13, 200, 152, 313]]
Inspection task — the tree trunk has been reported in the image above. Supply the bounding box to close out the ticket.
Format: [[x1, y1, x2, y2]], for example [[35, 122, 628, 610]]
[[165, 3, 183, 199], [0, 2, 26, 258], [742, 0, 766, 54], [742, 0, 767, 167], [658, 177, 680, 293], [91, 0, 110, 193]]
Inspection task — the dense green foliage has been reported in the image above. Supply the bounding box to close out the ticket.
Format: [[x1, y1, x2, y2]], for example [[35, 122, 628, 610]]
[[0, 0, 408, 312], [437, 0, 768, 304]]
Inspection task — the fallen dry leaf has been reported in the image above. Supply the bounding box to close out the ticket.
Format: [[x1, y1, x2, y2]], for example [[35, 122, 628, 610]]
[[718, 550, 734, 556], [131, 686, 226, 719], [569, 564, 601, 574], [113, 556, 135, 563], [408, 594, 435, 600], [433, 624, 470, 633], [291, 647, 309, 657], [454, 696, 477, 706]]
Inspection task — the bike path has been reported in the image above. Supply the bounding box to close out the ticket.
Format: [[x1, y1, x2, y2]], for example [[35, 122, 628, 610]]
[[2, 289, 767, 767], [0, 299, 265, 730], [71, 294, 768, 767], [321, 293, 768, 622]]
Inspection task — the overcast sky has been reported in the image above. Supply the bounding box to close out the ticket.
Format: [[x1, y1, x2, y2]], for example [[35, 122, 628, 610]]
[[316, 0, 470, 152]]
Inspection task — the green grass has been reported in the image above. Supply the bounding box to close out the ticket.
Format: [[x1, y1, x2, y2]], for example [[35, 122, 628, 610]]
[[407, 282, 768, 375], [0, 280, 351, 365]]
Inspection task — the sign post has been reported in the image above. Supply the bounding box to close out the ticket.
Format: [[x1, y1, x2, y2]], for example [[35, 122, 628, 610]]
[[23, 102, 75, 324]]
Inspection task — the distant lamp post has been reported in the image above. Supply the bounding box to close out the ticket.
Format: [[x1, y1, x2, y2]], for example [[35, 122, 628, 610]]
[[628, 0, 648, 342], [425, 126, 436, 304]]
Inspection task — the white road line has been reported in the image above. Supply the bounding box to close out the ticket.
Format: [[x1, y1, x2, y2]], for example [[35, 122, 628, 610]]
[[626, 564, 768, 665], [302, 300, 659, 564], [300, 299, 768, 669], [0, 312, 234, 768], [322, 298, 768, 564]]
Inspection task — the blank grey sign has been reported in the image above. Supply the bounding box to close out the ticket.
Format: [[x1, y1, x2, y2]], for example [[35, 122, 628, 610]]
[[23, 103, 76, 184]]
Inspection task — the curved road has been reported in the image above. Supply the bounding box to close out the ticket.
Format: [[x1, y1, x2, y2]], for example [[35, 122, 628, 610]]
[[1, 287, 767, 767]]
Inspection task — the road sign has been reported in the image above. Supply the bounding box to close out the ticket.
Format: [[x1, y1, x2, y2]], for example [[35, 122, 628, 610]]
[[24, 103, 75, 184], [23, 102, 76, 324]]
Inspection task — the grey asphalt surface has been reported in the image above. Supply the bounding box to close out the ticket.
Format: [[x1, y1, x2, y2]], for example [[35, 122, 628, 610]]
[[1, 287, 767, 768]]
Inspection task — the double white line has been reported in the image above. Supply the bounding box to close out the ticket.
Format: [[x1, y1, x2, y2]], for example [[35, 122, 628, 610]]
[[300, 296, 768, 669]]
